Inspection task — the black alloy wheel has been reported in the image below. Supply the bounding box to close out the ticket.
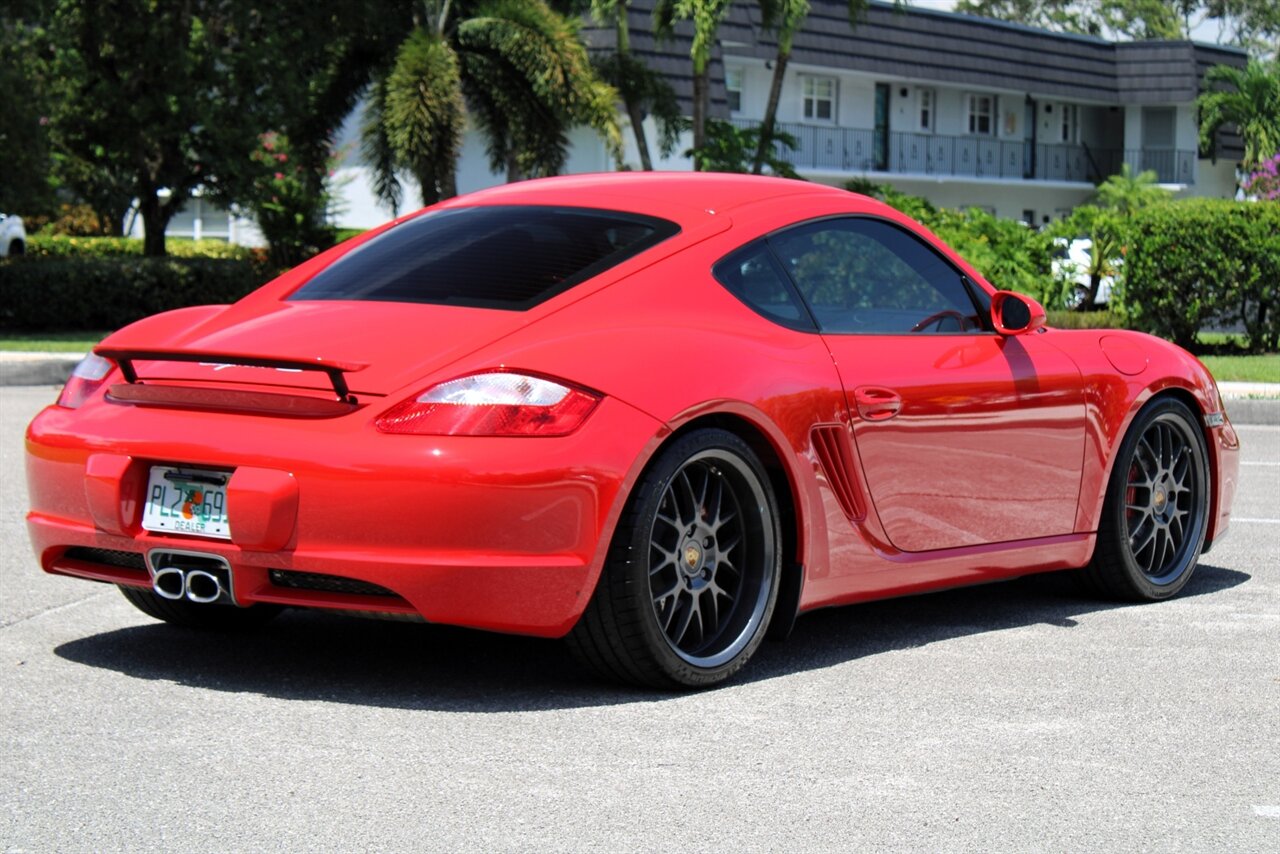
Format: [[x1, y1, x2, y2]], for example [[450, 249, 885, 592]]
[[568, 428, 781, 688], [1084, 397, 1209, 600]]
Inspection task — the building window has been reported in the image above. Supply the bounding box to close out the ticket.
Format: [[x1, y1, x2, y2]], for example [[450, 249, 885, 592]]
[[802, 76, 836, 123], [917, 88, 935, 133], [1060, 103, 1078, 143], [725, 67, 743, 114], [1142, 107, 1175, 149], [966, 93, 994, 136]]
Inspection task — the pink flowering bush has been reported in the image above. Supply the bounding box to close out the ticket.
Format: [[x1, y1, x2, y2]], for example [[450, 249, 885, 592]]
[[249, 132, 339, 266], [1243, 154, 1280, 201]]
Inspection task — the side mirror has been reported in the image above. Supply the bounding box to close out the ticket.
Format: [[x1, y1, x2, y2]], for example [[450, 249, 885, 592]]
[[991, 291, 1046, 336]]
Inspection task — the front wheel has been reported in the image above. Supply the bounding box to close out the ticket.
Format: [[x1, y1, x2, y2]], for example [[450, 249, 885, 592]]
[[1083, 397, 1210, 600], [568, 428, 781, 689]]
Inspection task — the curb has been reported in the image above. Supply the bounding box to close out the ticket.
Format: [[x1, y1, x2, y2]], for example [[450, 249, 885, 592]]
[[2, 354, 1278, 426], [1224, 398, 1280, 427], [0, 355, 82, 388]]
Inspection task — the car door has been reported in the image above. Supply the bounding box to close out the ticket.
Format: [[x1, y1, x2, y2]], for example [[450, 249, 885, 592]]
[[768, 217, 1086, 553]]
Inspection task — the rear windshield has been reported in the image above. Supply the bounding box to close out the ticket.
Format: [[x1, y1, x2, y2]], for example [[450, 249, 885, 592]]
[[289, 205, 679, 310]]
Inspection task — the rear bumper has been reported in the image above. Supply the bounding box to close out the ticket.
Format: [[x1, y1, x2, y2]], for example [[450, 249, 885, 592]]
[[25, 396, 662, 637]]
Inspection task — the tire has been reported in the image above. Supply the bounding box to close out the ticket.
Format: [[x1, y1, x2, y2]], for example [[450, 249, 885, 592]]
[[8, 240, 23, 257], [568, 428, 781, 689], [118, 585, 282, 630], [1083, 397, 1210, 600]]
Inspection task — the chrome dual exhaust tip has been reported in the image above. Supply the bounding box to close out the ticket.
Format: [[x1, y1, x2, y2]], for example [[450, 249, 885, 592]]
[[153, 567, 187, 600], [152, 567, 226, 603], [147, 551, 235, 605]]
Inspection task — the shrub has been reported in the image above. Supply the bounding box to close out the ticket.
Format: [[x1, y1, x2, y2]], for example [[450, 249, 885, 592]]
[[690, 119, 800, 177], [27, 234, 261, 261], [44, 203, 114, 236], [333, 228, 367, 244], [859, 185, 1058, 305], [0, 256, 275, 331], [1046, 310, 1124, 330], [1118, 199, 1279, 353], [1244, 154, 1280, 200], [247, 131, 340, 268]]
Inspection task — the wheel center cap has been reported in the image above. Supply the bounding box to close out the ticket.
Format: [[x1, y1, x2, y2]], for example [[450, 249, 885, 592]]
[[683, 544, 702, 573], [1154, 489, 1166, 509]]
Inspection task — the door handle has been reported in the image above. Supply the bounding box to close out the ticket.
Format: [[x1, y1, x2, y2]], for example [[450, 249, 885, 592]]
[[853, 386, 902, 421]]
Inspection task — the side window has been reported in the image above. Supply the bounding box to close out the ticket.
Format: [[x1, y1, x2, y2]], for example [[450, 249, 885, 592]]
[[769, 218, 985, 334], [713, 240, 815, 331]]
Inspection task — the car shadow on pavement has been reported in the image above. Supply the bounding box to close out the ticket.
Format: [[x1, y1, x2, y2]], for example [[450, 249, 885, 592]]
[[54, 563, 1248, 711]]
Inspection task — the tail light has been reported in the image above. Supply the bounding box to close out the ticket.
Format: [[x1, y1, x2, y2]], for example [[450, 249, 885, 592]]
[[375, 372, 600, 437], [57, 353, 115, 409]]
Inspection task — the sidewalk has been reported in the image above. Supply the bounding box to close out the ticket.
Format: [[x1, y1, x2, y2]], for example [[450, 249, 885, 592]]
[[3, 350, 1278, 424]]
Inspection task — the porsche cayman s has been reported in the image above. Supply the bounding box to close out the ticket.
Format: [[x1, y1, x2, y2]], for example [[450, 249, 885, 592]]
[[25, 173, 1240, 688]]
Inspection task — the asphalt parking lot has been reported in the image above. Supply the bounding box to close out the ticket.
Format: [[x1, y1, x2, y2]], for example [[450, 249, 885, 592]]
[[2, 384, 1277, 852]]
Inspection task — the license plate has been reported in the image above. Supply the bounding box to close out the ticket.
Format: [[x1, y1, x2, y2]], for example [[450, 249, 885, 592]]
[[141, 466, 232, 539]]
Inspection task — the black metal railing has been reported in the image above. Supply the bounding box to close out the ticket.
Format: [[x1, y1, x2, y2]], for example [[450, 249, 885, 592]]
[[733, 119, 1196, 185]]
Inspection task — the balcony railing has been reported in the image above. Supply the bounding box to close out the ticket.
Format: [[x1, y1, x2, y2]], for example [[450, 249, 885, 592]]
[[734, 120, 1196, 185]]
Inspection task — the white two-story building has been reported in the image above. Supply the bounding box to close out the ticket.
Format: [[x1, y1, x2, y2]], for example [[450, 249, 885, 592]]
[[161, 0, 1250, 238], [593, 0, 1248, 225]]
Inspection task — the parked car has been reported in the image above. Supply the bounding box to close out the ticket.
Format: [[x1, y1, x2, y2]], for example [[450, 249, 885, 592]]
[[0, 213, 26, 257], [25, 174, 1239, 688], [1054, 237, 1118, 309]]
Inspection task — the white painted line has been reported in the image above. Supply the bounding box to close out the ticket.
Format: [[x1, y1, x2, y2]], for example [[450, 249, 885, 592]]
[[1233, 518, 1280, 524], [1254, 805, 1280, 818]]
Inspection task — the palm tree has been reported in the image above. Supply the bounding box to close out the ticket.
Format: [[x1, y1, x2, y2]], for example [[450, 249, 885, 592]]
[[363, 0, 621, 211], [1092, 163, 1171, 216], [654, 0, 734, 160], [589, 0, 682, 170], [751, 0, 871, 175], [1198, 59, 1280, 170]]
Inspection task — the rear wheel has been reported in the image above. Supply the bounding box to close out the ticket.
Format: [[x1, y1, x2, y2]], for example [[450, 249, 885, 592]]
[[1083, 397, 1209, 600], [118, 585, 282, 630], [568, 428, 781, 689]]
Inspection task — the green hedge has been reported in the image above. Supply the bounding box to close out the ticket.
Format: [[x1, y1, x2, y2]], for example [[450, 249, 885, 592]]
[[27, 234, 260, 260], [1118, 199, 1280, 353], [0, 256, 275, 330], [864, 185, 1062, 307], [1045, 310, 1124, 330]]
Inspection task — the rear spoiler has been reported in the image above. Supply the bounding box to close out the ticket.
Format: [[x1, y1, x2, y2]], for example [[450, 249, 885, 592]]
[[94, 347, 368, 403]]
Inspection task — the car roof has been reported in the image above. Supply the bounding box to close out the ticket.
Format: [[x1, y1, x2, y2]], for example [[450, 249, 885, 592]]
[[440, 172, 867, 225]]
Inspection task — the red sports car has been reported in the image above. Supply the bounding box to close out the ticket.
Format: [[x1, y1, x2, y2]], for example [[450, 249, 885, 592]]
[[26, 173, 1240, 688]]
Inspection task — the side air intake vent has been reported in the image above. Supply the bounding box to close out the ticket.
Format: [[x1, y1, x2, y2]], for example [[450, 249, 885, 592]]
[[810, 424, 867, 522]]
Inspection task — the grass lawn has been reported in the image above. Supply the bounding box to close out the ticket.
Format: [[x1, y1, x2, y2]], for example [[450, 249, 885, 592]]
[[1200, 353, 1280, 384], [0, 332, 107, 352]]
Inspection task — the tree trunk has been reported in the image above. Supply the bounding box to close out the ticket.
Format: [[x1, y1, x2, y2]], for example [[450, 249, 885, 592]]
[[441, 165, 457, 201], [616, 14, 652, 171], [627, 98, 653, 170], [753, 49, 790, 174], [419, 171, 441, 206], [139, 193, 168, 257], [691, 68, 707, 166], [1084, 270, 1101, 309], [506, 150, 524, 183]]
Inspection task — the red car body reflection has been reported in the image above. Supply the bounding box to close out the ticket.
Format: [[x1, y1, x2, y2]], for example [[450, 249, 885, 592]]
[[25, 173, 1240, 687]]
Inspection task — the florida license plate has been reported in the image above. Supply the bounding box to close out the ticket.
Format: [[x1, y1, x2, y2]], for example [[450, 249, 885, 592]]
[[141, 466, 232, 539]]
